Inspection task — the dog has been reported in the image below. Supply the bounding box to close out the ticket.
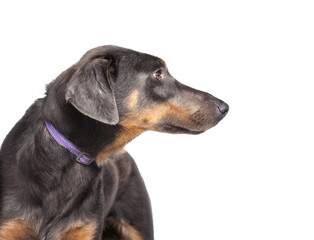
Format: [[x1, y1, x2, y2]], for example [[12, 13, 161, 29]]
[[0, 45, 228, 240]]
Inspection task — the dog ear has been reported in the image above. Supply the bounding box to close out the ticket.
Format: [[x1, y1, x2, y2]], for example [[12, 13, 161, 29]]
[[65, 58, 119, 125]]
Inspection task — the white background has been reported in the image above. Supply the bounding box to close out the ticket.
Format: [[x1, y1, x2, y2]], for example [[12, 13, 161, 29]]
[[0, 1, 313, 239]]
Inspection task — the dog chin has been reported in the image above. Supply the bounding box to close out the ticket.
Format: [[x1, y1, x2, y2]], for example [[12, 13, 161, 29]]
[[159, 118, 226, 134], [159, 124, 205, 135]]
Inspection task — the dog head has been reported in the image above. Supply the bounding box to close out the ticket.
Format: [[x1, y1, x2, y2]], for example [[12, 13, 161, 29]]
[[65, 45, 228, 134]]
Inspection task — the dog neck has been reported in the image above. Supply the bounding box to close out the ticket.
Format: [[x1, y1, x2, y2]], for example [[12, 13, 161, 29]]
[[42, 72, 147, 166], [42, 91, 143, 166], [95, 125, 145, 165], [44, 120, 94, 165]]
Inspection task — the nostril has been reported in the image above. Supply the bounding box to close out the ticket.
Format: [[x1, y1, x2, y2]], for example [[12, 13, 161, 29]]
[[217, 102, 229, 115]]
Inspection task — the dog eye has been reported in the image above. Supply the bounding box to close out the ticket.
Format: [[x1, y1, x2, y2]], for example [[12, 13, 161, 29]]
[[153, 70, 163, 80]]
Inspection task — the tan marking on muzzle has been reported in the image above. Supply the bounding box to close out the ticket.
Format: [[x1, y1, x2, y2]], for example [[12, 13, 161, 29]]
[[121, 102, 190, 128], [96, 102, 191, 164]]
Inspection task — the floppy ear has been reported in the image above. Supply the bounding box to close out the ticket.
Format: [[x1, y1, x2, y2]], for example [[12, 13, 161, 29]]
[[65, 58, 119, 124]]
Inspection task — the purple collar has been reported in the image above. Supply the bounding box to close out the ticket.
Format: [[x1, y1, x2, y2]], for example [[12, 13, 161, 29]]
[[45, 120, 94, 165]]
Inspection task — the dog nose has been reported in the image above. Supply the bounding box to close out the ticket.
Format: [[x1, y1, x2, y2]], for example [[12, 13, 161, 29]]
[[217, 101, 229, 115]]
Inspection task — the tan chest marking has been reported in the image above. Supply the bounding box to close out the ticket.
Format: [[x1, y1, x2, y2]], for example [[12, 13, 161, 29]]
[[0, 219, 36, 240], [103, 218, 143, 240], [120, 222, 143, 240], [58, 222, 97, 240]]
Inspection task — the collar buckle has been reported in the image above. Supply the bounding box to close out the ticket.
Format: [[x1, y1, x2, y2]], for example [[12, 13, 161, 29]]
[[76, 152, 94, 165]]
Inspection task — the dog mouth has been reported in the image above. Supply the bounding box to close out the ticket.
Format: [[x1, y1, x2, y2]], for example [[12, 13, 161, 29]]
[[161, 124, 204, 135]]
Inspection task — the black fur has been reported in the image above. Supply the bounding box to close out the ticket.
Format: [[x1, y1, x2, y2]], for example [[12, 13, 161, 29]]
[[0, 45, 228, 239]]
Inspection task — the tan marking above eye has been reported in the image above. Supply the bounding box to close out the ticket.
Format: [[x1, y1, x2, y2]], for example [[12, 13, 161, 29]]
[[159, 58, 166, 66]]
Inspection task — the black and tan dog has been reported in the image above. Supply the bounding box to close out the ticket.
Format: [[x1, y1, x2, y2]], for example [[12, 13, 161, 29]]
[[0, 46, 228, 240]]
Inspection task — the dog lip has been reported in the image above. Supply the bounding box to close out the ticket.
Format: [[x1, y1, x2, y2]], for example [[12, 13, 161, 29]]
[[162, 124, 204, 135]]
